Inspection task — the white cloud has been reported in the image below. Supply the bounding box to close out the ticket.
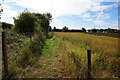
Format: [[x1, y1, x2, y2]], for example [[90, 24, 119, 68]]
[[50, 18, 63, 28], [1, 0, 118, 28], [86, 19, 93, 21], [1, 8, 19, 24], [93, 20, 106, 25], [81, 13, 91, 18], [4, 0, 116, 18], [92, 0, 119, 2], [92, 20, 118, 28], [2, 4, 11, 9], [96, 12, 110, 20]]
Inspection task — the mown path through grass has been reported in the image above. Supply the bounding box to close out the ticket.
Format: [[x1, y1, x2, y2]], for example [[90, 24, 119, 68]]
[[22, 36, 77, 78]]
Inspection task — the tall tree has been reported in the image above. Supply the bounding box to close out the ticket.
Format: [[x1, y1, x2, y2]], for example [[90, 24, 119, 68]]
[[82, 27, 86, 32], [34, 13, 52, 37], [53, 27, 56, 31], [62, 26, 68, 32], [13, 11, 40, 41]]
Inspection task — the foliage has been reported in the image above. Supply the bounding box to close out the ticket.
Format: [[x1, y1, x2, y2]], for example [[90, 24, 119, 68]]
[[3, 64, 22, 78], [4, 11, 53, 78], [34, 13, 52, 37], [29, 35, 45, 55], [81, 27, 86, 32], [2, 22, 13, 30], [7, 30, 25, 44], [62, 26, 68, 32], [6, 29, 45, 78], [13, 11, 40, 40], [47, 32, 54, 39], [16, 48, 34, 68]]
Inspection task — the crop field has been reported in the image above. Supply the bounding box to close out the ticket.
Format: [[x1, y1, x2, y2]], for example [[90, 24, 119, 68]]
[[54, 32, 120, 78], [1, 30, 120, 79], [86, 32, 120, 38]]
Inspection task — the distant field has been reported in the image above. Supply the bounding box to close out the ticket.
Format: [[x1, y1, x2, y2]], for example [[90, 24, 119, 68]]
[[86, 32, 120, 38], [54, 32, 120, 78]]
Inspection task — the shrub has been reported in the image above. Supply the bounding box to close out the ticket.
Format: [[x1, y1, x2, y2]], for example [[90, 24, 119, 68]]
[[47, 32, 54, 39], [3, 64, 22, 78], [16, 48, 33, 68], [29, 32, 46, 55], [29, 39, 43, 55]]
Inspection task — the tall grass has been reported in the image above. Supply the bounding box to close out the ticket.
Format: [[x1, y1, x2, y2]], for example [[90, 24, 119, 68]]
[[54, 32, 119, 78]]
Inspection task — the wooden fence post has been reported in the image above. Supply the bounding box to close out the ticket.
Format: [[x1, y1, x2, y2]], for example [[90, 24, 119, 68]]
[[87, 50, 91, 80], [2, 31, 8, 74]]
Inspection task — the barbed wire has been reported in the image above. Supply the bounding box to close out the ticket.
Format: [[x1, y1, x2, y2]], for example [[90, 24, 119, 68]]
[[62, 38, 96, 78]]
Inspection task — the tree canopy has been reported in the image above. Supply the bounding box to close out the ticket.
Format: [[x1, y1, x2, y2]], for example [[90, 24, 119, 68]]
[[13, 11, 40, 40], [62, 26, 68, 32], [2, 22, 13, 30], [34, 13, 52, 37]]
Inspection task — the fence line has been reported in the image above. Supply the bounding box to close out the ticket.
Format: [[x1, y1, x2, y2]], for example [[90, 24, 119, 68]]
[[62, 37, 95, 79], [69, 53, 95, 78], [0, 32, 2, 79], [2, 31, 8, 76]]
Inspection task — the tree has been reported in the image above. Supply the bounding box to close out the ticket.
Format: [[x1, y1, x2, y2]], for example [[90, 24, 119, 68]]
[[34, 13, 52, 37], [49, 26, 52, 32], [53, 27, 57, 31], [107, 28, 114, 33], [91, 28, 98, 33], [2, 22, 13, 30], [0, 4, 3, 19], [13, 11, 40, 41], [62, 26, 68, 32], [82, 27, 86, 32], [99, 29, 104, 33]]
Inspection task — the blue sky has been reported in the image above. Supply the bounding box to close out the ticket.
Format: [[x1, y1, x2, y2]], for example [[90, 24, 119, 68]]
[[1, 0, 119, 29]]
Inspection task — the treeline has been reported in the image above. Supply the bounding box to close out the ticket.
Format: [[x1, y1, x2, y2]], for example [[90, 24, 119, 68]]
[[52, 26, 86, 32], [2, 23, 119, 34], [1, 11, 52, 39], [1, 11, 53, 78], [87, 28, 119, 33], [52, 26, 119, 33], [2, 22, 13, 30]]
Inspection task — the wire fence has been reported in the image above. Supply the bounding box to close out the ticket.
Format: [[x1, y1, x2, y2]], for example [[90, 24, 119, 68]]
[[62, 37, 96, 79], [68, 52, 96, 78]]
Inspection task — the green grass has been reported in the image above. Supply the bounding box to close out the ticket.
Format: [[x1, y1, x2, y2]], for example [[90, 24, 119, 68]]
[[21, 35, 77, 78], [42, 36, 58, 56], [54, 32, 120, 78]]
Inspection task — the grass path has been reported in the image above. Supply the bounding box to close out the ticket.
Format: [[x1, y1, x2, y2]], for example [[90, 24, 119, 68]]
[[23, 36, 77, 78]]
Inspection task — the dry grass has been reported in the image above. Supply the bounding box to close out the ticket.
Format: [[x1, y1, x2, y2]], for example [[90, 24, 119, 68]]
[[54, 32, 119, 78], [21, 36, 77, 78]]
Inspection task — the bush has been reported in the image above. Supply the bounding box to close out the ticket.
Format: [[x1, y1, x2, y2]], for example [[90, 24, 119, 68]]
[[29, 33, 46, 55], [3, 64, 22, 78], [16, 48, 33, 68], [29, 40, 43, 55], [47, 32, 54, 39], [7, 30, 25, 44]]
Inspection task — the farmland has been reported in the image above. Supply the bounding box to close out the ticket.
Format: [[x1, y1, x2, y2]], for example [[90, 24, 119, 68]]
[[86, 32, 120, 38], [54, 32, 120, 78], [1, 30, 120, 79], [1, 1, 119, 79]]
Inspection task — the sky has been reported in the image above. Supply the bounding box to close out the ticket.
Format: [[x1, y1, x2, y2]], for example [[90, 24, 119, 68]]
[[1, 0, 119, 29]]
